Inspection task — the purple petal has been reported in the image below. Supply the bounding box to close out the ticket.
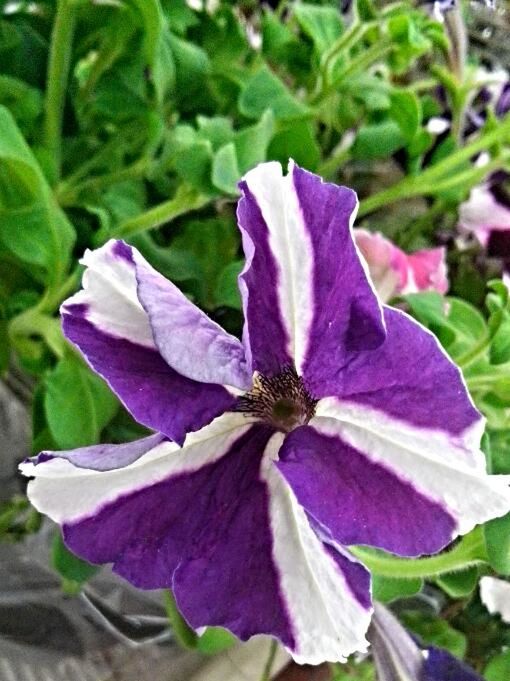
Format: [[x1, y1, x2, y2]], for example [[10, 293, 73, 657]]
[[61, 240, 239, 444], [321, 305, 481, 436], [28, 433, 166, 471], [21, 417, 372, 663], [62, 313, 235, 446], [423, 647, 483, 681], [299, 403, 510, 549], [277, 422, 457, 557], [131, 245, 251, 389], [237, 161, 385, 380]]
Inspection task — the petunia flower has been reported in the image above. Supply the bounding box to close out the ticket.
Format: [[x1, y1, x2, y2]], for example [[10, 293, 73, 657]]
[[369, 602, 484, 681], [20, 161, 510, 664], [459, 183, 510, 248], [480, 575, 510, 623], [354, 228, 448, 303]]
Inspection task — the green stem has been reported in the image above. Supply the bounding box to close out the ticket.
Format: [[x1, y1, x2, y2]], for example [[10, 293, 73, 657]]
[[162, 590, 198, 650], [457, 336, 491, 369], [8, 309, 65, 358], [358, 116, 510, 216], [317, 145, 352, 180], [318, 41, 392, 104], [44, 0, 77, 182], [259, 639, 278, 681], [350, 528, 487, 579], [40, 266, 82, 313], [57, 160, 150, 206], [106, 186, 210, 242]]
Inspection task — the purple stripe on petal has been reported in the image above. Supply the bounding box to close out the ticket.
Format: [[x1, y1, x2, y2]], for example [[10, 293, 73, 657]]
[[237, 180, 292, 375], [112, 239, 135, 263], [277, 424, 456, 557], [290, 164, 386, 393], [322, 543, 372, 610], [63, 313, 235, 445], [334, 306, 480, 436], [63, 425, 296, 648], [30, 434, 166, 471]]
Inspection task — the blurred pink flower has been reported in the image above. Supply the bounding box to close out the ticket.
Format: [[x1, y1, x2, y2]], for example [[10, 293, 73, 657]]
[[354, 229, 448, 302], [458, 184, 510, 247]]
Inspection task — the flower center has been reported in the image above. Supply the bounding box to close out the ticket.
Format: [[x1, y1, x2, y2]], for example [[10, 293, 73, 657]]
[[237, 367, 317, 433]]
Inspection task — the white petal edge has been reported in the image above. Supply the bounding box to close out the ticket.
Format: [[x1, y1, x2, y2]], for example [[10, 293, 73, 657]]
[[242, 161, 315, 374], [20, 412, 253, 525], [312, 404, 510, 538], [62, 240, 155, 348], [263, 433, 372, 665], [480, 576, 510, 623]]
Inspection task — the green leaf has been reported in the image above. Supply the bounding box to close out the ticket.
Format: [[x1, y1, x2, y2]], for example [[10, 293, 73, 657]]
[[294, 3, 343, 54], [239, 65, 309, 121], [0, 318, 9, 375], [163, 0, 198, 35], [172, 217, 239, 309], [168, 33, 210, 110], [196, 627, 237, 655], [52, 532, 100, 586], [402, 612, 467, 658], [352, 120, 406, 160], [211, 143, 239, 196], [484, 511, 510, 575], [268, 120, 320, 170], [490, 320, 510, 366], [0, 74, 42, 134], [214, 261, 243, 310], [371, 575, 423, 603], [234, 109, 275, 173], [45, 354, 119, 449], [485, 649, 510, 681], [0, 107, 75, 289], [403, 293, 488, 361], [436, 567, 479, 598], [212, 111, 275, 195], [389, 89, 422, 142], [197, 116, 234, 151]]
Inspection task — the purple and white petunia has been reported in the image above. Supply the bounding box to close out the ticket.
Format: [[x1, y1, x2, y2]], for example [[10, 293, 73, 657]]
[[369, 602, 484, 681], [21, 161, 510, 664]]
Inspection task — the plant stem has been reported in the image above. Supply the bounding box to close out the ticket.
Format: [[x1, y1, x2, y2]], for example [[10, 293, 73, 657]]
[[57, 160, 150, 206], [44, 0, 77, 182], [457, 336, 491, 369], [358, 115, 510, 216], [162, 590, 198, 650], [107, 186, 210, 242], [317, 41, 392, 104], [260, 639, 278, 681], [350, 528, 487, 579], [317, 144, 352, 179]]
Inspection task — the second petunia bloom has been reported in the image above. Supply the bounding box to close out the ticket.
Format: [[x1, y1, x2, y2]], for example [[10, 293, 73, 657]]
[[21, 161, 510, 664]]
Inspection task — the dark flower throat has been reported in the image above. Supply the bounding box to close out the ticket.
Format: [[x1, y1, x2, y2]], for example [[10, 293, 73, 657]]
[[236, 367, 317, 433]]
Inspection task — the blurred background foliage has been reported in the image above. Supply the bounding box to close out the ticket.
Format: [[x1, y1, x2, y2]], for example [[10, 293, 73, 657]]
[[2, 0, 510, 678]]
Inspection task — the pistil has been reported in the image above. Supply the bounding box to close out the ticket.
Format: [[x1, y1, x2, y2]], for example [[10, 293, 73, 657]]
[[236, 367, 317, 432]]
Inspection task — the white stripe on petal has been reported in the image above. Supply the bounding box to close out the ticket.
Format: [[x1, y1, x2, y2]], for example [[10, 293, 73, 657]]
[[312, 404, 510, 538], [262, 434, 371, 665], [62, 240, 155, 348], [21, 412, 253, 525], [243, 161, 315, 373], [480, 576, 510, 623]]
